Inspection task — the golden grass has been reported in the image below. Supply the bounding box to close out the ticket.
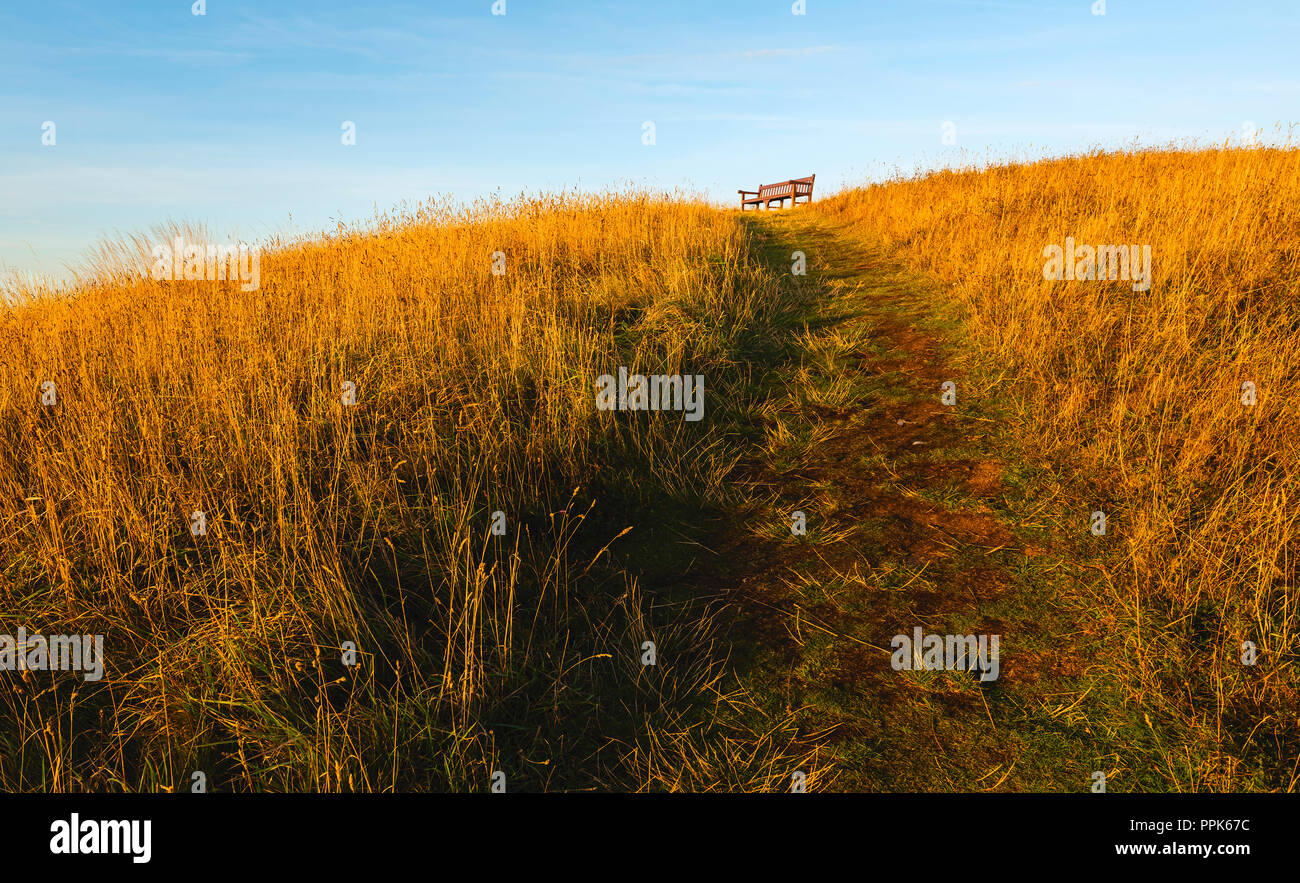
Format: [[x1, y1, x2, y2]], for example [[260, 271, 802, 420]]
[[8, 144, 1295, 792], [813, 143, 1300, 789], [0, 189, 814, 791]]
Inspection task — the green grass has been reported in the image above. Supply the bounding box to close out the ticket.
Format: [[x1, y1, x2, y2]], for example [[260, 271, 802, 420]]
[[694, 209, 1209, 791]]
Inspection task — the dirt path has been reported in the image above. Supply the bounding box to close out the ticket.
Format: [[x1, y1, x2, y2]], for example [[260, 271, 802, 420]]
[[700, 211, 1126, 791]]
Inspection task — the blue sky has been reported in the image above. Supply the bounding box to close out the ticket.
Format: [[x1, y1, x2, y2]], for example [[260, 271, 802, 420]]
[[3, 0, 1297, 281]]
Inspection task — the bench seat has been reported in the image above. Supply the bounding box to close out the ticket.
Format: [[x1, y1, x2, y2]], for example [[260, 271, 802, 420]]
[[739, 175, 815, 209]]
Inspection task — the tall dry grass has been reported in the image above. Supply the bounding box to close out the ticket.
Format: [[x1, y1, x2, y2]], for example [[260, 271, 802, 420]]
[[0, 190, 814, 791], [814, 143, 1300, 789]]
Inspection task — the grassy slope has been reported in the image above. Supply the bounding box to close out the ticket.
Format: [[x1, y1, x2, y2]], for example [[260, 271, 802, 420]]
[[697, 210, 1172, 791], [802, 146, 1299, 790], [0, 192, 814, 792], [2, 147, 1294, 791]]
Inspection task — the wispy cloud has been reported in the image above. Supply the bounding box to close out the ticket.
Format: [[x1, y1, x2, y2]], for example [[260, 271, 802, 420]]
[[737, 45, 842, 58]]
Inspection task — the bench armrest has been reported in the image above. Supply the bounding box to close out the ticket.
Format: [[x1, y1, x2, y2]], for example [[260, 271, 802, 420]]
[[737, 189, 758, 195]]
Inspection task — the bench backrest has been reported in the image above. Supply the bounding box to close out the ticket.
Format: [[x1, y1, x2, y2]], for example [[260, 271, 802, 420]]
[[757, 175, 815, 199]]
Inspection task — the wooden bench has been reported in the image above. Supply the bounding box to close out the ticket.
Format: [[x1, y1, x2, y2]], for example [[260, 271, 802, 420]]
[[738, 174, 815, 210]]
